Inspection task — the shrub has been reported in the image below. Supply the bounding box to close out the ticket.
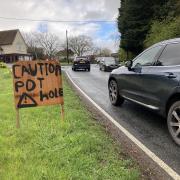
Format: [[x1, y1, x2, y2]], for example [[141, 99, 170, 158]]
[[144, 17, 180, 48], [119, 48, 136, 63], [0, 62, 7, 68]]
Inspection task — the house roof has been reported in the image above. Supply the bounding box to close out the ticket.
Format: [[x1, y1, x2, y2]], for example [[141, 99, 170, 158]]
[[0, 29, 18, 45]]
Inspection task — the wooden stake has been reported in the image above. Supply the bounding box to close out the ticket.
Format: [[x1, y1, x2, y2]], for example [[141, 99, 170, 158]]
[[61, 105, 64, 121], [16, 108, 20, 128]]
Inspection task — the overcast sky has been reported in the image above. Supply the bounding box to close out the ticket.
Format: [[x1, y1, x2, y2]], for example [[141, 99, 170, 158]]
[[0, 0, 120, 52]]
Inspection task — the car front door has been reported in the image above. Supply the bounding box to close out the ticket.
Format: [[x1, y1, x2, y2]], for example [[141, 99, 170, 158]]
[[139, 43, 180, 110], [118, 45, 164, 107]]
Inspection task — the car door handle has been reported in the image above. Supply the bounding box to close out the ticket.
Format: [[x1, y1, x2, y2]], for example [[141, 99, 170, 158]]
[[165, 72, 177, 78]]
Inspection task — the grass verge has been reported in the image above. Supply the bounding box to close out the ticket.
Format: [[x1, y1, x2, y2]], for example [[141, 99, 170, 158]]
[[0, 68, 140, 179], [60, 62, 72, 66]]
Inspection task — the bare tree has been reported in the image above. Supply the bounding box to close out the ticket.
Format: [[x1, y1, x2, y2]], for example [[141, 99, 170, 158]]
[[92, 47, 101, 56], [93, 48, 112, 57], [68, 35, 93, 56], [100, 48, 112, 57], [35, 33, 61, 59], [23, 32, 39, 59]]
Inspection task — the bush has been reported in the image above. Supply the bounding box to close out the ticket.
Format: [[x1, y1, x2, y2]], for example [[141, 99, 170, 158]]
[[0, 62, 7, 68], [144, 17, 180, 48], [119, 48, 136, 63]]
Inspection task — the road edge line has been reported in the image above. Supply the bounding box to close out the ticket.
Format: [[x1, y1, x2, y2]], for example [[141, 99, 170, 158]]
[[65, 70, 180, 180]]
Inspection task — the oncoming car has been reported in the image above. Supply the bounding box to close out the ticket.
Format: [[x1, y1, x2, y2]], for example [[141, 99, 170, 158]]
[[108, 38, 180, 146], [99, 57, 120, 72], [72, 56, 90, 71]]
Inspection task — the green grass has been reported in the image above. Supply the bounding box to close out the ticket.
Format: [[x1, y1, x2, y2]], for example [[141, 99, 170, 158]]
[[0, 62, 7, 68], [0, 68, 140, 180], [60, 62, 72, 66]]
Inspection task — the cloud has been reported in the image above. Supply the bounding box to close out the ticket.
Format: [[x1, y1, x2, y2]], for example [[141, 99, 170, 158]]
[[0, 0, 120, 52]]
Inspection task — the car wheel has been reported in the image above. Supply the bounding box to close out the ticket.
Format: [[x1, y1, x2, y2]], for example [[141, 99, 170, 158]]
[[109, 80, 124, 106], [72, 67, 74, 71], [88, 68, 90, 72], [102, 66, 105, 71], [74, 68, 76, 71], [167, 101, 180, 146]]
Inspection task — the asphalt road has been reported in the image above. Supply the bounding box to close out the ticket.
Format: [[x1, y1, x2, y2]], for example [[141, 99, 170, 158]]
[[64, 64, 180, 176]]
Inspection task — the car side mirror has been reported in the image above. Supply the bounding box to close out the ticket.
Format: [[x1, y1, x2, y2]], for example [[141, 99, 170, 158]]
[[125, 60, 133, 70]]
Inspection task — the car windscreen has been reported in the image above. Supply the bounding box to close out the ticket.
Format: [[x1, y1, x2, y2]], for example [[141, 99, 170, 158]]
[[74, 58, 88, 62]]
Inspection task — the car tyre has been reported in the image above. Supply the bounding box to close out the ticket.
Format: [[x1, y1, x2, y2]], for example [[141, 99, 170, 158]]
[[109, 79, 124, 106], [102, 66, 105, 71], [167, 101, 180, 146]]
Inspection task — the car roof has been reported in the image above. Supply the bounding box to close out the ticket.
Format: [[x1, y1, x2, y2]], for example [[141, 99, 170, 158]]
[[151, 38, 180, 48], [76, 56, 87, 58], [101, 57, 115, 60]]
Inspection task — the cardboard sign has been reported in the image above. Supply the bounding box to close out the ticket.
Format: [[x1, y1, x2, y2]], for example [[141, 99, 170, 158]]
[[12, 60, 64, 109]]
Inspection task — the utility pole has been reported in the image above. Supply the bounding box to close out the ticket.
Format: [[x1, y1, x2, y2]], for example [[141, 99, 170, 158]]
[[66, 30, 69, 64]]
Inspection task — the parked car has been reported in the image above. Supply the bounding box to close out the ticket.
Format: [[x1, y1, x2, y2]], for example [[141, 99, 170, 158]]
[[108, 38, 180, 146], [72, 56, 90, 71], [99, 57, 120, 72]]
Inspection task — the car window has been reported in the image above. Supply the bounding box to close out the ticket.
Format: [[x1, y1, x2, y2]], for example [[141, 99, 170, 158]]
[[75, 57, 87, 61], [132, 46, 162, 68], [105, 59, 116, 65], [157, 43, 180, 66]]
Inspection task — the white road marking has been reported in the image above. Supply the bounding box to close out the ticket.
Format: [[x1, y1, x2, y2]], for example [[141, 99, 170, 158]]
[[66, 71, 180, 180]]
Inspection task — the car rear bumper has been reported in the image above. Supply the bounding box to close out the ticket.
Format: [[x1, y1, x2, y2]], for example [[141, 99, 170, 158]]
[[73, 64, 90, 69]]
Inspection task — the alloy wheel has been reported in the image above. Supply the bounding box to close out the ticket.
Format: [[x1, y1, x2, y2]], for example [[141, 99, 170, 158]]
[[168, 105, 180, 146], [109, 80, 118, 104]]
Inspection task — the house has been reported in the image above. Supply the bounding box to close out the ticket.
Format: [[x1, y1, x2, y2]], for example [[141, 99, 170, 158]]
[[0, 29, 32, 63]]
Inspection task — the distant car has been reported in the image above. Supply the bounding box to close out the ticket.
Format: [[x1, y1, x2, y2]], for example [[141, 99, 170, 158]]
[[108, 38, 180, 146], [99, 57, 120, 72], [72, 56, 90, 71]]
